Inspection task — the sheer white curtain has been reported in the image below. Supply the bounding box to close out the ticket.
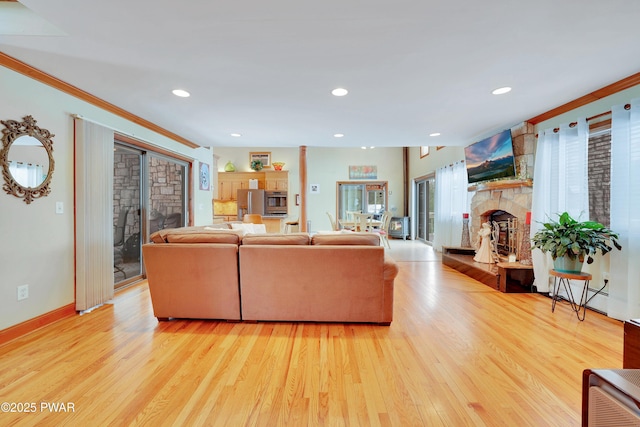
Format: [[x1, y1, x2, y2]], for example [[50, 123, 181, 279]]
[[609, 99, 640, 320], [530, 119, 589, 292], [9, 161, 44, 187], [433, 161, 469, 251], [75, 118, 115, 311]]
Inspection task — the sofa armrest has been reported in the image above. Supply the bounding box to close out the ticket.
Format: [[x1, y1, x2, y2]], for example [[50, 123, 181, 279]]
[[383, 253, 399, 282]]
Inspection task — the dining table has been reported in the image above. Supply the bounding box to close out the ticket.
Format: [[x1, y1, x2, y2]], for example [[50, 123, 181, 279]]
[[338, 219, 383, 229]]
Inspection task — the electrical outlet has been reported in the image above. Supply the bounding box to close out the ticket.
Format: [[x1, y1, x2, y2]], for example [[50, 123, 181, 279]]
[[17, 284, 29, 301]]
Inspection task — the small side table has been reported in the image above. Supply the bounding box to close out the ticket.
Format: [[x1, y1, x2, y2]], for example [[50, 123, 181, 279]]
[[550, 269, 593, 321]]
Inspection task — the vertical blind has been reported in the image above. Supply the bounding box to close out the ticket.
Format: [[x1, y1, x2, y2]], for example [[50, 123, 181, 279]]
[[74, 118, 115, 311]]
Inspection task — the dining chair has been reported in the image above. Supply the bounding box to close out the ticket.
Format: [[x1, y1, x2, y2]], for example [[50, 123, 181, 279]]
[[353, 213, 373, 232], [377, 211, 393, 249], [243, 214, 263, 224], [285, 218, 299, 233], [345, 210, 360, 222], [326, 211, 338, 231]]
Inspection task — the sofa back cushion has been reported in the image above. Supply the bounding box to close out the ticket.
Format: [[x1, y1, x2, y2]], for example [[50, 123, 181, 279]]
[[166, 231, 242, 244], [241, 233, 310, 246], [311, 232, 380, 246], [150, 226, 242, 244]]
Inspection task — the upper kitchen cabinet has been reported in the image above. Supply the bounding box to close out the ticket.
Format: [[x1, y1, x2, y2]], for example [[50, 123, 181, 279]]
[[217, 172, 264, 201], [264, 171, 288, 191]]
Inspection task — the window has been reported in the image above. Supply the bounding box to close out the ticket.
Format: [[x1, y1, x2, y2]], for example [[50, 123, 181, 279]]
[[587, 118, 611, 227]]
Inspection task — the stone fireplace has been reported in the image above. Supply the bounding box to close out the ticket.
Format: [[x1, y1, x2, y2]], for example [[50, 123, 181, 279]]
[[469, 122, 535, 260], [470, 184, 532, 258], [441, 122, 536, 292]]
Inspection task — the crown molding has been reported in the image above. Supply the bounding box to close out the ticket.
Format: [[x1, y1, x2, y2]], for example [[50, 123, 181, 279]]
[[0, 52, 199, 149]]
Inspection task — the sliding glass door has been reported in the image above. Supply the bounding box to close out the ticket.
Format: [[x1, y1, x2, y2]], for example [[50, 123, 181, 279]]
[[336, 181, 388, 222], [415, 176, 435, 242], [113, 144, 142, 287], [113, 142, 188, 288]]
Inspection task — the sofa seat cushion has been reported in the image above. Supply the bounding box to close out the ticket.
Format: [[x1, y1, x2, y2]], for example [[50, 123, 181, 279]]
[[241, 233, 310, 245], [311, 232, 380, 246]]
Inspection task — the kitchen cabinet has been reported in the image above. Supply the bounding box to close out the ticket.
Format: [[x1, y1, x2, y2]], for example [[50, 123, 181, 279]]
[[218, 172, 264, 201], [264, 171, 288, 191]]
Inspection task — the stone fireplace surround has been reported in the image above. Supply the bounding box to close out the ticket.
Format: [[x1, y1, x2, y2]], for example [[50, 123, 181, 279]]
[[468, 122, 535, 255], [470, 181, 532, 255]]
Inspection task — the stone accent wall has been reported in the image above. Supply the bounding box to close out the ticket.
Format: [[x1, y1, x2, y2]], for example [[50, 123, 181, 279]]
[[511, 121, 536, 180], [588, 130, 611, 227], [148, 156, 184, 219], [113, 153, 185, 237], [114, 151, 140, 237]]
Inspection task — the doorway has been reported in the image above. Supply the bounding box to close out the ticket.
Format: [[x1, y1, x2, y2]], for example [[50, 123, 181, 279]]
[[336, 181, 388, 222]]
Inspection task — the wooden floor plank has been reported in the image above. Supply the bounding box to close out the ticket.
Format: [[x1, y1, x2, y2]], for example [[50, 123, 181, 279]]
[[0, 241, 623, 426]]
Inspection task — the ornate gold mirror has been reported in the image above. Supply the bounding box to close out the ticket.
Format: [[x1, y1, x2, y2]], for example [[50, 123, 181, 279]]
[[0, 116, 55, 204]]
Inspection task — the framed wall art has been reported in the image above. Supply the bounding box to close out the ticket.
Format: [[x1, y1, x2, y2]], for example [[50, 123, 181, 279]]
[[199, 161, 210, 191], [348, 165, 377, 179], [249, 152, 271, 168]]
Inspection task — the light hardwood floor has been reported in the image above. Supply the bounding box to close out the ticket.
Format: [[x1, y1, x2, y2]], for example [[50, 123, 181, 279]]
[[0, 241, 623, 426]]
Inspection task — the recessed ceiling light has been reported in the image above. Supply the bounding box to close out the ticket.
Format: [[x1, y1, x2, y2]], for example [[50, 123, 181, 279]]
[[172, 89, 190, 97], [333, 133, 344, 138], [492, 86, 512, 95], [361, 146, 367, 150], [429, 132, 441, 137], [370, 146, 375, 149], [230, 133, 241, 137], [331, 88, 348, 97]]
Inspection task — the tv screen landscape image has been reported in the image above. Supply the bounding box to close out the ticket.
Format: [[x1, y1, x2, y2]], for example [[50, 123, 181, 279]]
[[464, 129, 516, 184]]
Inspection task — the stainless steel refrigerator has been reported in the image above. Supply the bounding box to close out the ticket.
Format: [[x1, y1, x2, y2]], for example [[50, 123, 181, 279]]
[[237, 189, 265, 220]]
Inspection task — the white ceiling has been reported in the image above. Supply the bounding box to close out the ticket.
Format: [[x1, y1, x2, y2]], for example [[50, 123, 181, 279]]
[[2, 0, 640, 148]]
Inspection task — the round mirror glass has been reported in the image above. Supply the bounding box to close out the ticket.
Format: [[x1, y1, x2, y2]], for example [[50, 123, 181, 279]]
[[7, 135, 50, 188]]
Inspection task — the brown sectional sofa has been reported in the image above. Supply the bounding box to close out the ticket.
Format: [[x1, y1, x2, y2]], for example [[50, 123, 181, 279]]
[[142, 226, 399, 324]]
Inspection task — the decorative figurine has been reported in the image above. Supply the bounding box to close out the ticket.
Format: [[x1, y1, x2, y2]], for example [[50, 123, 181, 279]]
[[474, 222, 494, 263]]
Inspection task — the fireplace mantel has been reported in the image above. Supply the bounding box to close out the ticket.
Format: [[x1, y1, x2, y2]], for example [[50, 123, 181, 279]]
[[468, 178, 533, 192]]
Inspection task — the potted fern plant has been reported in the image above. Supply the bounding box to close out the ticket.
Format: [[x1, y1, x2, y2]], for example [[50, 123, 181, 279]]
[[531, 212, 622, 273]]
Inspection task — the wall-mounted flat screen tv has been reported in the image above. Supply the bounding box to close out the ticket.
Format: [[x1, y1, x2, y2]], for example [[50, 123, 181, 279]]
[[464, 129, 516, 184]]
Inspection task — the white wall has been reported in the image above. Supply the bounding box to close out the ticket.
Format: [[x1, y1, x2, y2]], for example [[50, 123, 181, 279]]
[[408, 145, 465, 180], [0, 66, 213, 331], [306, 147, 404, 232]]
